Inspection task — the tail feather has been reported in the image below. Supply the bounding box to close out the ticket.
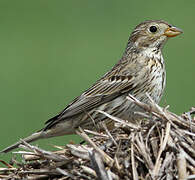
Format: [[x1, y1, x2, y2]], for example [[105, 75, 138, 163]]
[[1, 120, 75, 153], [0, 131, 43, 153]]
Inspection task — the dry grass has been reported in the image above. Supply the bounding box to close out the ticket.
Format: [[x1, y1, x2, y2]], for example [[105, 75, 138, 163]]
[[0, 95, 195, 180]]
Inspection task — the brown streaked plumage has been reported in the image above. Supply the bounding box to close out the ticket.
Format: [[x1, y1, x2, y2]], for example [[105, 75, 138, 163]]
[[1, 20, 183, 153]]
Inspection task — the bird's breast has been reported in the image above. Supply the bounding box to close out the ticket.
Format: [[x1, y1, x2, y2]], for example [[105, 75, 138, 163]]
[[129, 51, 166, 104]]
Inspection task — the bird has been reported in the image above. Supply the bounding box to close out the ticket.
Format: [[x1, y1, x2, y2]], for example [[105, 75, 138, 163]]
[[1, 20, 183, 153]]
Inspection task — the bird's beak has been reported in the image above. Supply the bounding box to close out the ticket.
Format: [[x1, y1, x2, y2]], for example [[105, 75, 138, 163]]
[[164, 26, 183, 37]]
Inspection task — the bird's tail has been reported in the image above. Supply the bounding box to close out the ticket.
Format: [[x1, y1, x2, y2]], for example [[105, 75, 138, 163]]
[[0, 131, 44, 153], [1, 120, 75, 153]]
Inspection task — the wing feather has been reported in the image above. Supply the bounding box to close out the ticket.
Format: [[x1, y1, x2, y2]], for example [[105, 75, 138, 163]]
[[44, 58, 138, 130]]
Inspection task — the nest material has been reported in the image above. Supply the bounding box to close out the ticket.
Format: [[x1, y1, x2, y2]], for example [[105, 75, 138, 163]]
[[0, 95, 195, 180]]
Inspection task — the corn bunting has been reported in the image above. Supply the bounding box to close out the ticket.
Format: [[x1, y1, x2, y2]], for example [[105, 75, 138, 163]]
[[1, 20, 182, 153]]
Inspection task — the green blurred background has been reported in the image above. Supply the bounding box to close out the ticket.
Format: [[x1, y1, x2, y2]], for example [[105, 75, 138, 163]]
[[0, 0, 194, 161]]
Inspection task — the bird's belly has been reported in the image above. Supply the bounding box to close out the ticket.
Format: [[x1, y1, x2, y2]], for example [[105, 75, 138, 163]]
[[147, 68, 166, 104], [131, 63, 165, 104], [90, 95, 143, 125]]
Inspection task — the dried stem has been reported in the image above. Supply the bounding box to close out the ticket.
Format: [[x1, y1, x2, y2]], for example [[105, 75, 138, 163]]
[[0, 95, 194, 179]]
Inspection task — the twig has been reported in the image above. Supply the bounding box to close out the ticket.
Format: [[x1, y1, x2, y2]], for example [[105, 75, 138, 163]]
[[76, 127, 114, 166], [152, 122, 171, 178], [177, 150, 187, 180], [131, 133, 138, 180]]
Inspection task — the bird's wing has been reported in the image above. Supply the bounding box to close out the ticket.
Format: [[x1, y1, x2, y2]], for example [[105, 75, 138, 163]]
[[62, 74, 134, 117], [44, 58, 138, 129]]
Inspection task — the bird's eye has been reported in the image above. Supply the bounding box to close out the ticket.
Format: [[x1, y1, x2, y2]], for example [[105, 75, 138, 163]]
[[149, 26, 158, 33]]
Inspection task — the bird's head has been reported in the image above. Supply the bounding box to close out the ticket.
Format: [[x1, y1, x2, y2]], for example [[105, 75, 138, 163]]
[[128, 20, 183, 50]]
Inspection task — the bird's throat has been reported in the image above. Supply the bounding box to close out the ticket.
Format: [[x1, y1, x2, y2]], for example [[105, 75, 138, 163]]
[[141, 47, 163, 64]]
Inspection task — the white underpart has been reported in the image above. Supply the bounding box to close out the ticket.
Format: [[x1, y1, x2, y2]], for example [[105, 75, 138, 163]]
[[141, 47, 166, 103], [143, 47, 162, 58]]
